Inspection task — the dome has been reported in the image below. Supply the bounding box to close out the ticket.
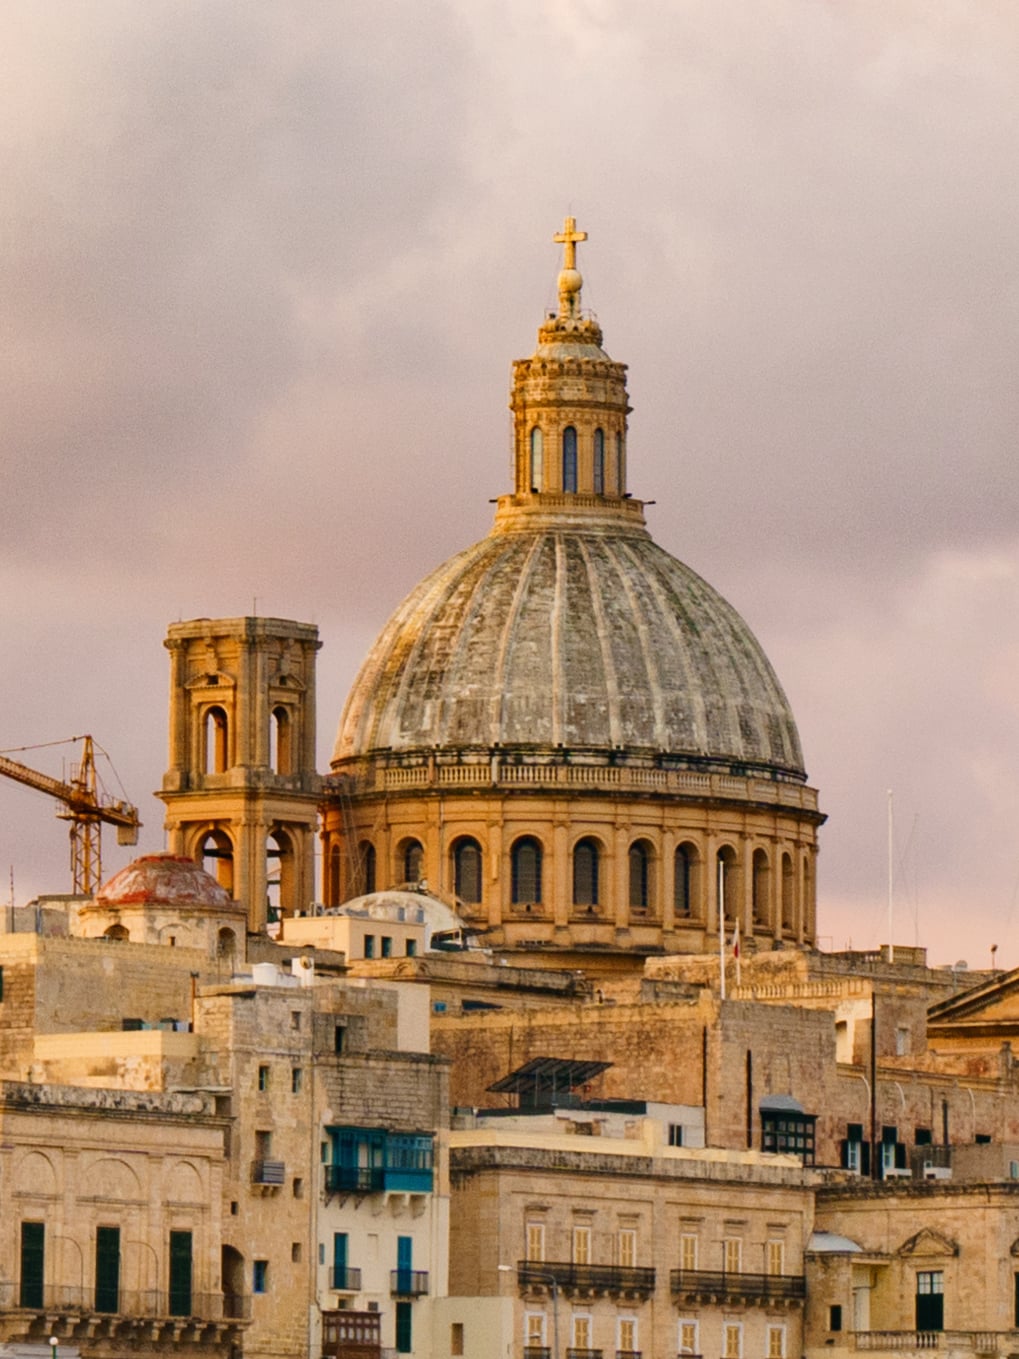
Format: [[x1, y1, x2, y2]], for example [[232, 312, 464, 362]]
[[97, 853, 236, 909], [335, 525, 803, 776]]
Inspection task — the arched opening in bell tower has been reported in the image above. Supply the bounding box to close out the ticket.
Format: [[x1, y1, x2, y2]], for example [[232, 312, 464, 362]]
[[199, 829, 234, 895], [269, 706, 292, 775], [266, 828, 296, 922], [203, 707, 229, 774]]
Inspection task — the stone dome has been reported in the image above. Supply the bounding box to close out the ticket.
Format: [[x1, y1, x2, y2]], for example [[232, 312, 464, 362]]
[[335, 523, 804, 777], [97, 853, 237, 909]]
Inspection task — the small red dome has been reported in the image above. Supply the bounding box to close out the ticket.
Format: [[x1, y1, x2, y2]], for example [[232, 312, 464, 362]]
[[97, 854, 235, 909]]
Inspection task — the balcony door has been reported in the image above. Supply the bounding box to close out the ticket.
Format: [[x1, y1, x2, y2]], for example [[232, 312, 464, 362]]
[[915, 1271, 944, 1331], [95, 1226, 120, 1314]]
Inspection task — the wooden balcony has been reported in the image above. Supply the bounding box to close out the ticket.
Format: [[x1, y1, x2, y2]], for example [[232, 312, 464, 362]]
[[322, 1308, 381, 1359]]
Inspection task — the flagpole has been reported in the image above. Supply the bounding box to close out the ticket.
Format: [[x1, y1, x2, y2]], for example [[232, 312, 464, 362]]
[[719, 854, 726, 1002]]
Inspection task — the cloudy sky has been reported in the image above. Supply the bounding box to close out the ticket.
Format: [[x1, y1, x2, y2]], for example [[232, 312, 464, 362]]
[[3, 1, 1019, 967]]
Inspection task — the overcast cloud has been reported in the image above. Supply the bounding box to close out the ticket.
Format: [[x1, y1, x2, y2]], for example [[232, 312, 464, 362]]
[[3, 1, 1019, 966]]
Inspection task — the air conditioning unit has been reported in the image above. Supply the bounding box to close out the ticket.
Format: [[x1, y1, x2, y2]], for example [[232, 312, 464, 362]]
[[884, 1167, 912, 1179], [923, 1164, 952, 1181]]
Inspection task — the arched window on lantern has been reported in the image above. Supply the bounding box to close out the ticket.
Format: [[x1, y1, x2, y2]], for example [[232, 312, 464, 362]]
[[511, 837, 543, 904], [573, 838, 600, 907], [562, 426, 578, 493], [593, 428, 605, 494]]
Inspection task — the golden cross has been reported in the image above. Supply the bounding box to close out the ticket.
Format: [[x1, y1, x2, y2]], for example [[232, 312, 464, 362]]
[[554, 216, 587, 270]]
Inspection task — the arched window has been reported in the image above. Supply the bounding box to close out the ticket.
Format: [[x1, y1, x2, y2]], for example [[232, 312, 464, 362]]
[[616, 431, 625, 494], [562, 426, 578, 493], [403, 840, 424, 885], [752, 848, 770, 927], [270, 706, 292, 775], [203, 707, 229, 774], [217, 927, 236, 961], [104, 924, 129, 942], [529, 427, 543, 491], [511, 837, 542, 904], [359, 842, 376, 896], [453, 838, 483, 904], [573, 838, 600, 906], [628, 841, 652, 910], [674, 843, 696, 916], [199, 829, 234, 895], [717, 845, 739, 930], [267, 828, 295, 922], [782, 853, 795, 932], [593, 429, 605, 495]]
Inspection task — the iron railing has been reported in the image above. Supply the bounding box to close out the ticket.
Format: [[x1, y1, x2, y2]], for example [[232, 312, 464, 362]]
[[251, 1159, 286, 1185], [389, 1270, 428, 1297], [325, 1165, 385, 1193], [518, 1261, 655, 1295], [669, 1269, 805, 1301], [329, 1267, 363, 1292], [565, 1350, 603, 1359], [0, 1282, 248, 1319], [524, 1349, 552, 1359]]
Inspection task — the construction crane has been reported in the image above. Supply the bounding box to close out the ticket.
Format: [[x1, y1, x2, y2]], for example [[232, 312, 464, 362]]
[[0, 735, 141, 896]]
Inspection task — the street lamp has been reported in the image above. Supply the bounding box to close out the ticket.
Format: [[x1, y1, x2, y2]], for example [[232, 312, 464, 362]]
[[48, 1337, 58, 1359], [499, 1263, 560, 1359]]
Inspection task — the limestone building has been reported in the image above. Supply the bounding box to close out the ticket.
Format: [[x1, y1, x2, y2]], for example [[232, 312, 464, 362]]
[[322, 219, 823, 965]]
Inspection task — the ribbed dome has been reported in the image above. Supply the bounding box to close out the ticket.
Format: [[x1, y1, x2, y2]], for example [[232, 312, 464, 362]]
[[97, 853, 236, 909], [334, 523, 804, 776]]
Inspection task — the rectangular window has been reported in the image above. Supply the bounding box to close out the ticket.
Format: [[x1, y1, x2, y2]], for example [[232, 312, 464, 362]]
[[364, 934, 375, 959], [724, 1237, 742, 1274], [290, 1010, 301, 1030], [572, 1314, 592, 1349], [334, 1024, 345, 1054], [678, 1320, 699, 1356], [767, 1324, 786, 1358], [95, 1225, 120, 1314], [915, 1127, 933, 1145], [680, 1233, 698, 1271], [618, 1228, 637, 1269], [291, 1067, 303, 1094], [572, 1225, 591, 1265], [830, 1305, 843, 1332], [253, 1259, 268, 1294], [723, 1322, 743, 1359], [525, 1312, 546, 1346], [916, 1271, 944, 1332], [255, 1129, 272, 1160], [258, 1065, 270, 1091], [168, 1230, 192, 1317], [406, 939, 417, 957], [381, 936, 393, 958], [526, 1221, 545, 1263], [451, 1322, 464, 1356], [395, 1300, 412, 1354], [896, 1026, 909, 1056], [618, 1316, 638, 1352], [766, 1240, 784, 1276], [19, 1222, 44, 1309], [668, 1123, 684, 1146]]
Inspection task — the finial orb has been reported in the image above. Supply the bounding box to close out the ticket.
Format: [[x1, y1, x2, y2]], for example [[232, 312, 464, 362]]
[[558, 268, 582, 295]]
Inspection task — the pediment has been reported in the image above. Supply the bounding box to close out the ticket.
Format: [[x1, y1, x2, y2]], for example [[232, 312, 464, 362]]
[[896, 1227, 959, 1258]]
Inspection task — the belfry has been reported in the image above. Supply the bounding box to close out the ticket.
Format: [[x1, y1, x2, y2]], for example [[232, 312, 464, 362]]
[[321, 219, 824, 967]]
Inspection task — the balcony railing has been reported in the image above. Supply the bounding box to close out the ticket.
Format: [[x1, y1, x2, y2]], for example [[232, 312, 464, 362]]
[[252, 1159, 286, 1185], [329, 1267, 363, 1292], [524, 1348, 552, 1359], [389, 1270, 429, 1297], [325, 1165, 386, 1194], [1, 1282, 248, 1320], [616, 1351, 642, 1359], [518, 1261, 656, 1296], [855, 1333, 1001, 1353], [669, 1269, 805, 1302], [565, 1350, 603, 1359]]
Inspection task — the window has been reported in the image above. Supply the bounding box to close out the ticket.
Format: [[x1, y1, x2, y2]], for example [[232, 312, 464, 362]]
[[270, 706, 292, 774], [19, 1222, 44, 1309], [334, 1025, 346, 1054], [881, 1125, 906, 1177], [406, 939, 417, 957], [674, 844, 694, 915], [290, 1010, 301, 1030], [95, 1225, 120, 1314], [291, 1242, 302, 1263], [562, 426, 578, 492], [767, 1325, 786, 1358], [381, 936, 393, 958], [618, 1228, 637, 1268], [829, 1305, 843, 1333], [203, 705, 229, 773], [916, 1271, 944, 1332], [253, 1259, 268, 1294], [616, 431, 624, 489], [752, 848, 770, 925], [573, 838, 599, 906], [526, 1313, 546, 1346], [571, 1314, 592, 1349], [668, 1123, 684, 1147], [396, 1236, 414, 1293], [453, 838, 483, 904], [291, 1068, 303, 1094], [915, 1127, 933, 1145], [618, 1317, 638, 1353], [842, 1122, 869, 1174], [593, 428, 605, 494], [395, 1301, 412, 1354], [359, 842, 376, 895], [293, 1178, 304, 1199], [572, 1224, 591, 1265], [678, 1320, 699, 1356], [403, 840, 424, 884], [723, 1322, 743, 1359], [526, 1220, 546, 1263], [529, 426, 543, 490], [258, 1065, 270, 1091], [680, 1233, 697, 1271], [724, 1238, 742, 1274], [451, 1322, 464, 1356], [896, 1026, 910, 1056], [629, 841, 651, 909], [766, 1240, 784, 1275], [762, 1108, 817, 1164], [511, 837, 542, 904], [364, 934, 375, 959], [169, 1230, 192, 1317]]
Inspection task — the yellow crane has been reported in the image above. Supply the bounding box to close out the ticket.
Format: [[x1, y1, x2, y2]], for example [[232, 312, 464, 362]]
[[0, 735, 141, 896]]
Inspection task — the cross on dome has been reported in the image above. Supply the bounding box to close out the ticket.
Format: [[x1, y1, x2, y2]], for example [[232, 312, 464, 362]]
[[554, 215, 587, 270]]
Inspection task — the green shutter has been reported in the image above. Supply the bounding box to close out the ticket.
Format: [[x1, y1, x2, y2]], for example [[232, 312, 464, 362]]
[[169, 1230, 193, 1316], [95, 1226, 120, 1313], [20, 1222, 44, 1309], [395, 1300, 413, 1354]]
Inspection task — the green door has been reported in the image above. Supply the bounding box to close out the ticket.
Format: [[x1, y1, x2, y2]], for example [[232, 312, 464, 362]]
[[20, 1222, 44, 1309], [95, 1226, 120, 1314], [169, 1230, 193, 1317]]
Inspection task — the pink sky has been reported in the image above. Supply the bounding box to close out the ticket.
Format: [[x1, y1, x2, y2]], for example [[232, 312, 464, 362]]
[[3, 2, 1019, 967]]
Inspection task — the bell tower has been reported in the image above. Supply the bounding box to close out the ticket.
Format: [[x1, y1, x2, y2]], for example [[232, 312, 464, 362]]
[[159, 616, 322, 933]]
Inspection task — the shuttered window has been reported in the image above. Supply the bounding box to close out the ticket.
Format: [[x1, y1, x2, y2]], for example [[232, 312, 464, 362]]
[[169, 1230, 192, 1317]]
